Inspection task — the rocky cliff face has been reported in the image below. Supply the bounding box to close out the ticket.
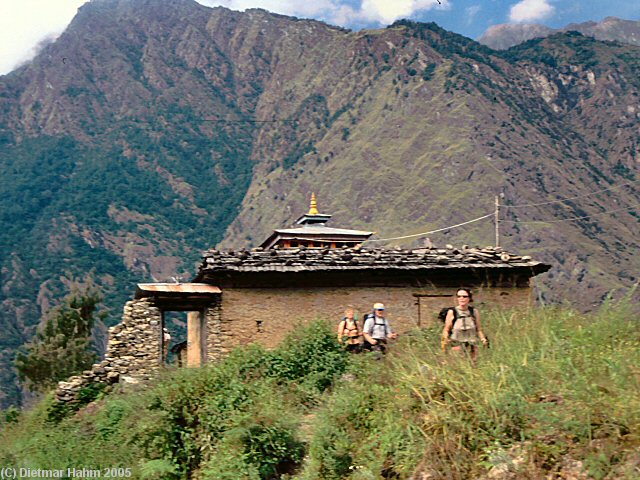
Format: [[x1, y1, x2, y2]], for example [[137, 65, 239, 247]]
[[0, 0, 639, 407], [479, 17, 640, 50]]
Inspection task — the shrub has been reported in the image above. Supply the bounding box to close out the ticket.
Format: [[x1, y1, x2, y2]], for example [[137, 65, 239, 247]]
[[1, 306, 638, 479], [422, 63, 436, 81], [203, 411, 305, 479], [15, 286, 103, 392], [265, 320, 350, 402]]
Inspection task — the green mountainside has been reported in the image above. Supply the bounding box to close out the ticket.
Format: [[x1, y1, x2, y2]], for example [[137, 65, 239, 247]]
[[0, 0, 639, 407]]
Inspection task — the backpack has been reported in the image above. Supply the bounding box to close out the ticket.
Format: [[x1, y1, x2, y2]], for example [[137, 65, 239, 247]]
[[363, 312, 388, 335], [339, 316, 360, 329], [438, 306, 475, 336]]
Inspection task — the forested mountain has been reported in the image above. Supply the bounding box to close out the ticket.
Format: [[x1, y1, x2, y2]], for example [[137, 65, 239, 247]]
[[0, 0, 638, 407]]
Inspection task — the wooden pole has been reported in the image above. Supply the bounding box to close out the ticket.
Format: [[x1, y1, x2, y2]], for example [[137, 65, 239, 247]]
[[495, 195, 500, 248]]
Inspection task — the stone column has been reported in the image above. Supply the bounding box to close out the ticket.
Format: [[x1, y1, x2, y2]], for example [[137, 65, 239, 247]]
[[107, 298, 163, 378]]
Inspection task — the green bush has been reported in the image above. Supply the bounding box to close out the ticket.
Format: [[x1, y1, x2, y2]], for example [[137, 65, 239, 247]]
[[422, 63, 436, 81], [203, 411, 305, 479], [265, 320, 350, 402], [2, 406, 20, 424]]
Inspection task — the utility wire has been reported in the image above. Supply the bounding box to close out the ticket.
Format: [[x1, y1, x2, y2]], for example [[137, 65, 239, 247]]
[[365, 213, 494, 243], [501, 202, 640, 224], [202, 117, 295, 123], [503, 178, 640, 209], [362, 198, 637, 245]]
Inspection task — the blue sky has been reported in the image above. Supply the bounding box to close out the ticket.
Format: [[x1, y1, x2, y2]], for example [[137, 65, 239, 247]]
[[198, 0, 640, 39], [432, 0, 640, 38], [1, 0, 639, 75]]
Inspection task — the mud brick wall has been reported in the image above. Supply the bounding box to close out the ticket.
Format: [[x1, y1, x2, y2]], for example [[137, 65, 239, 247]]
[[218, 285, 533, 349]]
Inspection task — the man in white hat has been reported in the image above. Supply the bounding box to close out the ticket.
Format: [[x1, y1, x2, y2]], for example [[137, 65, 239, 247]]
[[363, 303, 398, 355]]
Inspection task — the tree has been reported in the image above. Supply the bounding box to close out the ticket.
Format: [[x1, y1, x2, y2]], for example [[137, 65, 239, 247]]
[[14, 286, 103, 392]]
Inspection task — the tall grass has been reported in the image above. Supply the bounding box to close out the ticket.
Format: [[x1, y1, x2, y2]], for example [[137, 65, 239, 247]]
[[1, 304, 638, 479], [301, 301, 640, 479]]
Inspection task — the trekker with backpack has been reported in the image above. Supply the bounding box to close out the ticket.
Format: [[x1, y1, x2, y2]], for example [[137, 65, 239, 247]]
[[363, 303, 398, 356], [337, 306, 362, 353], [441, 288, 488, 365]]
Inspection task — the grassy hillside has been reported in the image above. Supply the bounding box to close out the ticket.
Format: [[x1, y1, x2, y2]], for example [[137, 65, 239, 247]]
[[1, 300, 638, 479]]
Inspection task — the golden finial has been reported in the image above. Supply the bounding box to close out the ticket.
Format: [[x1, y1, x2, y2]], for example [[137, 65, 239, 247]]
[[308, 192, 319, 215]]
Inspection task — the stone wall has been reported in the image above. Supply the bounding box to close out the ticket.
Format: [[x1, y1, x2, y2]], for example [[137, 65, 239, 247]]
[[218, 285, 533, 349], [205, 302, 227, 361], [55, 298, 162, 405]]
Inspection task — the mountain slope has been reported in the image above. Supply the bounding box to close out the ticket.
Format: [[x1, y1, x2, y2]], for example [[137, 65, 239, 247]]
[[220, 25, 640, 306], [0, 1, 639, 407], [0, 0, 264, 406], [479, 17, 640, 50]]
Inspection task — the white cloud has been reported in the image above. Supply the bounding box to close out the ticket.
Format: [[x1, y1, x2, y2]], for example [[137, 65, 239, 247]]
[[199, 0, 339, 18], [359, 0, 445, 25], [200, 0, 448, 28], [465, 4, 481, 25], [0, 0, 86, 75], [509, 0, 554, 23]]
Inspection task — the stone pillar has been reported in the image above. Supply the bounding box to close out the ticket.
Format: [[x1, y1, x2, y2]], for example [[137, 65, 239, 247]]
[[107, 298, 163, 378], [205, 299, 226, 362], [187, 311, 203, 367]]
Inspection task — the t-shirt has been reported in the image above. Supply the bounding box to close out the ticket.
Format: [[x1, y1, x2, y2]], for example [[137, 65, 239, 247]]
[[363, 315, 391, 340]]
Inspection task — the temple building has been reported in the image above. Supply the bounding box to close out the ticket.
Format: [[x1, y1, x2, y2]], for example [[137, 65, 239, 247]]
[[193, 194, 550, 354], [259, 193, 373, 249], [55, 195, 551, 404]]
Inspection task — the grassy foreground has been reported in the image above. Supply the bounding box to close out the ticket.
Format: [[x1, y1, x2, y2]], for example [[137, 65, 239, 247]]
[[1, 301, 639, 479]]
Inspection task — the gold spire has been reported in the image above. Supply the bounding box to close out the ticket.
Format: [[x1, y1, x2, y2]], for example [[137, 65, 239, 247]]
[[308, 192, 319, 215]]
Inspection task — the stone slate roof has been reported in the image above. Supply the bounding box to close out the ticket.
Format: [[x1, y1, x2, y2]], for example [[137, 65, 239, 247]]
[[198, 245, 550, 274], [259, 224, 374, 249], [273, 226, 373, 236]]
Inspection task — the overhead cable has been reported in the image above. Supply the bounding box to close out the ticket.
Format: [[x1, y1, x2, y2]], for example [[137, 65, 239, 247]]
[[501, 202, 640, 224], [365, 213, 494, 243], [202, 117, 295, 123], [504, 178, 640, 209]]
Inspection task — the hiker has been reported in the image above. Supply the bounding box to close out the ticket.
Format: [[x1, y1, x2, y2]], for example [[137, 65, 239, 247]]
[[363, 303, 398, 355], [337, 306, 362, 353], [442, 288, 488, 365]]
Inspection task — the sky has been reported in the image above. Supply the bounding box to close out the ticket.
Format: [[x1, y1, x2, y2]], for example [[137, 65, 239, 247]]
[[1, 0, 639, 75]]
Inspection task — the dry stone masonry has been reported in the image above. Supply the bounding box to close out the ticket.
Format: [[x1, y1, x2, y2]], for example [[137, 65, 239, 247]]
[[205, 302, 226, 362], [55, 298, 163, 405]]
